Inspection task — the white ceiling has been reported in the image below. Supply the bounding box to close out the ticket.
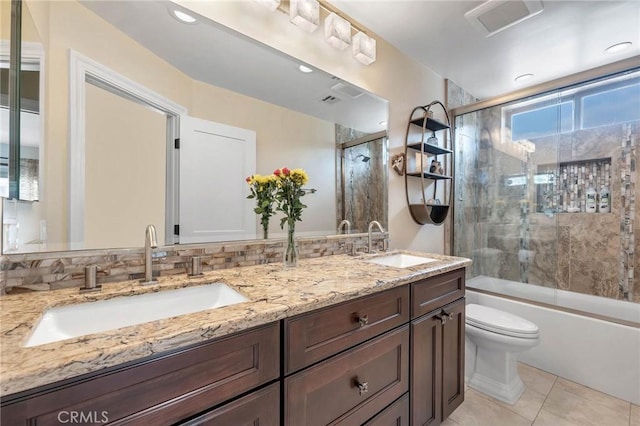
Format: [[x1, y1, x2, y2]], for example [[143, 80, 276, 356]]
[[330, 0, 640, 100]]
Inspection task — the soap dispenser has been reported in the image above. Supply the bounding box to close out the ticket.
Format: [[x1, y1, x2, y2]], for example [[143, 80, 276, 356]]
[[599, 185, 610, 213], [585, 186, 597, 213]]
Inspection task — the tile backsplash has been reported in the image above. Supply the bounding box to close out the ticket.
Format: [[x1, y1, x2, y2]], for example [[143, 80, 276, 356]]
[[0, 233, 386, 294]]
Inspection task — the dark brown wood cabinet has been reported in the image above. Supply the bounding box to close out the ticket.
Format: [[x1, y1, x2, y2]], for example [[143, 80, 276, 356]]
[[1, 267, 466, 426], [179, 382, 280, 426], [363, 393, 409, 426], [411, 268, 466, 426], [285, 286, 409, 374], [1, 323, 279, 426], [285, 326, 409, 426]]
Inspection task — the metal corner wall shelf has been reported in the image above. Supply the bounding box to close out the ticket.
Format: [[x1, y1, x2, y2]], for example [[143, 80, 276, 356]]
[[404, 101, 453, 225]]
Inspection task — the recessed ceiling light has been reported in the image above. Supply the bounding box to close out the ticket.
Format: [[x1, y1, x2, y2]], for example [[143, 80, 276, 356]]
[[172, 9, 197, 24], [379, 121, 387, 126], [298, 65, 313, 73], [605, 42, 632, 54], [514, 73, 534, 83]]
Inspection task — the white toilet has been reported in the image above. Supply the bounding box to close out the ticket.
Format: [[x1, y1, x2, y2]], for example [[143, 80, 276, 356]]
[[465, 304, 540, 405]]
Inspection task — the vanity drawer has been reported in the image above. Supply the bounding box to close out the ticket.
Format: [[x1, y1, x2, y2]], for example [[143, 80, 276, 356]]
[[412, 268, 465, 318], [179, 382, 280, 426], [284, 325, 409, 426], [285, 285, 409, 374], [363, 393, 409, 426], [1, 323, 279, 426]]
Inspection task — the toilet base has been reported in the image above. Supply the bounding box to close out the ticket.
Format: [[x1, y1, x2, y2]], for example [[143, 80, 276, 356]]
[[467, 346, 525, 405]]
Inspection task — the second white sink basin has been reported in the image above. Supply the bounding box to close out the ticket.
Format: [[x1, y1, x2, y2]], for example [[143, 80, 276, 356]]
[[367, 253, 437, 268], [25, 283, 248, 347]]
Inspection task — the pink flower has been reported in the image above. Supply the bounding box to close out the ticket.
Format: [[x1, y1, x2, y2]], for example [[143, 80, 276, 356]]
[[245, 176, 252, 183], [282, 167, 291, 176], [274, 169, 281, 176]]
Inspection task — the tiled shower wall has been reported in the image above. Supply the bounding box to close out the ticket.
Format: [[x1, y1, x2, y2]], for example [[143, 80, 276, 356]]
[[454, 98, 638, 302], [0, 233, 386, 294]]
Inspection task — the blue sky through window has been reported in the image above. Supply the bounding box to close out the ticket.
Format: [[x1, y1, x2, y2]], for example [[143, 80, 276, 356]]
[[511, 101, 573, 141]]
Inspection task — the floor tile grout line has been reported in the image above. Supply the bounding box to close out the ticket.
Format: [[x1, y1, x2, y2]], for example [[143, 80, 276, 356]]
[[530, 374, 558, 426], [465, 387, 535, 425]]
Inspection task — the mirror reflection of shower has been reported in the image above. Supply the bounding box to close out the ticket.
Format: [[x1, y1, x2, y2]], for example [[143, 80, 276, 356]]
[[340, 133, 388, 233]]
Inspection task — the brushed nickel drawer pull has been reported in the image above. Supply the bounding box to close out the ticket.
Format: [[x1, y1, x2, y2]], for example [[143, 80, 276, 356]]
[[434, 314, 447, 325], [356, 380, 369, 395], [357, 315, 369, 327]]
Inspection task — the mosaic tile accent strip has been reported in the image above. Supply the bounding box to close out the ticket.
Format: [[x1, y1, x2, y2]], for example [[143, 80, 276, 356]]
[[0, 233, 387, 294], [620, 122, 636, 301]]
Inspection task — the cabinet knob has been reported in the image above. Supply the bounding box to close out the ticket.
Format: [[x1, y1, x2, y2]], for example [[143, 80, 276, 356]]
[[357, 315, 369, 327], [355, 380, 369, 395], [435, 314, 447, 325]]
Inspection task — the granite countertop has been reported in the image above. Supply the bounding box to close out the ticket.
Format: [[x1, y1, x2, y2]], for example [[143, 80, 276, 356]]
[[0, 250, 471, 397]]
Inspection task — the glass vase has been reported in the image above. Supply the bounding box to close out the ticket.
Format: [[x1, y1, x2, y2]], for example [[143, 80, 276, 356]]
[[283, 222, 298, 267], [262, 222, 269, 239]]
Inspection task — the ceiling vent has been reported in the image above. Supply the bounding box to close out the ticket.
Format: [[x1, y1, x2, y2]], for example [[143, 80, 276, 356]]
[[465, 0, 543, 37], [320, 95, 341, 104], [331, 82, 365, 99]]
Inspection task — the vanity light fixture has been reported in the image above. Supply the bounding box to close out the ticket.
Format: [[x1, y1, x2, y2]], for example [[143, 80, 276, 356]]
[[514, 73, 534, 83], [352, 32, 376, 65], [255, 0, 281, 12], [298, 64, 314, 73], [605, 41, 632, 54], [324, 12, 351, 50], [290, 0, 320, 33], [171, 9, 197, 24]]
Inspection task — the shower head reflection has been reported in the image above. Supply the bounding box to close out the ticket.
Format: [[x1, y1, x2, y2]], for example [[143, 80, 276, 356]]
[[355, 154, 371, 163]]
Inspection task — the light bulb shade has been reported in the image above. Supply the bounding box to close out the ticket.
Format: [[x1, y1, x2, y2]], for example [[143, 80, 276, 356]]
[[324, 12, 351, 50], [255, 0, 281, 12], [352, 32, 376, 65], [290, 0, 319, 33]]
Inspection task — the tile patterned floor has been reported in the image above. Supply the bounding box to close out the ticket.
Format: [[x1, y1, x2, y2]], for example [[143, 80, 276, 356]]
[[443, 363, 640, 426]]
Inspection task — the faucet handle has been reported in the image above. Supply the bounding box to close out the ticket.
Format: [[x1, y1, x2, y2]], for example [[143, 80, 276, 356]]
[[80, 265, 101, 293], [189, 256, 204, 276]]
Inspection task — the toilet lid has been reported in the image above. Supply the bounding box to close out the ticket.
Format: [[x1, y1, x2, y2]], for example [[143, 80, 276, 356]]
[[466, 304, 539, 337]]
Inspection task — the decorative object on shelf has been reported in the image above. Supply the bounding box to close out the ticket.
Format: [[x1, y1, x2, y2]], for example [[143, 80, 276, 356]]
[[429, 160, 443, 175], [274, 167, 309, 267], [404, 101, 453, 225], [246, 174, 278, 239], [391, 153, 405, 176]]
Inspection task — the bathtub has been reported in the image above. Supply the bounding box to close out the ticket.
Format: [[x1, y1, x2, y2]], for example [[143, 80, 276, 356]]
[[467, 276, 640, 405]]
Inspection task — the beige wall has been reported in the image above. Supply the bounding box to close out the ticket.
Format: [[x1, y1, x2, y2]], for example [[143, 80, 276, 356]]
[[84, 84, 166, 248], [177, 0, 446, 253]]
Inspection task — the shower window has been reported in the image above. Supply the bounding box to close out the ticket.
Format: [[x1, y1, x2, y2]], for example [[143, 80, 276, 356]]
[[580, 80, 640, 129], [507, 100, 574, 141]]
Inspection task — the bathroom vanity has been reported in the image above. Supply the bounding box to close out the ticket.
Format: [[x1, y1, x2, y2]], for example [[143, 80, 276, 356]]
[[0, 252, 469, 425]]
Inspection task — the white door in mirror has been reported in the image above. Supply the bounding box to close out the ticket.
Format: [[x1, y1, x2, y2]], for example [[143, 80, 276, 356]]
[[24, 283, 248, 347], [179, 116, 257, 243]]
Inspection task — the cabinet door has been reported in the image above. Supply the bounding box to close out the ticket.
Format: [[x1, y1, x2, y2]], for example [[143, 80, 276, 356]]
[[285, 325, 409, 426], [441, 299, 465, 420], [411, 311, 442, 426], [179, 382, 279, 426]]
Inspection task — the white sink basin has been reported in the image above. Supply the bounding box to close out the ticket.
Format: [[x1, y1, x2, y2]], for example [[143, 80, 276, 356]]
[[367, 253, 437, 268], [25, 283, 248, 347]]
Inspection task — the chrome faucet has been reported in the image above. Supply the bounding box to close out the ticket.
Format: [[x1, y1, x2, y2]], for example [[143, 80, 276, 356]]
[[368, 220, 385, 253], [338, 219, 351, 234], [142, 224, 158, 285]]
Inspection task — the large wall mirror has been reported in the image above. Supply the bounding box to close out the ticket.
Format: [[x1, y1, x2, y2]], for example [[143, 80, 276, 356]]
[[2, 0, 389, 254]]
